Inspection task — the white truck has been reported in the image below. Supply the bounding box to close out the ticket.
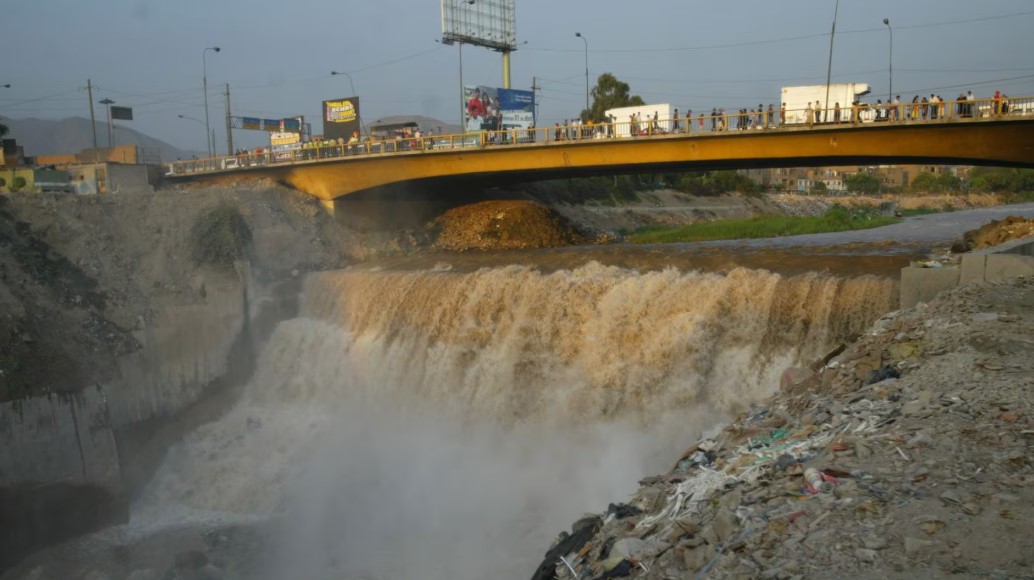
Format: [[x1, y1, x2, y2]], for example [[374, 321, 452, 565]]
[[604, 103, 674, 137], [780, 84, 871, 125]]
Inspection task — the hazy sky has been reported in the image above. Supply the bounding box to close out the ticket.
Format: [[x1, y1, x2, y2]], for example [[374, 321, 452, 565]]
[[2, 0, 1032, 152]]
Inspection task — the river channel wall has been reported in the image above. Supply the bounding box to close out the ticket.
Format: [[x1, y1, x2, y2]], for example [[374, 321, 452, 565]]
[[900, 238, 1034, 308], [0, 267, 301, 571]]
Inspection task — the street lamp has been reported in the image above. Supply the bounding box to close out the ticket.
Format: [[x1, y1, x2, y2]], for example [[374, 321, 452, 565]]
[[330, 71, 367, 138], [883, 18, 893, 109], [202, 46, 221, 158], [178, 114, 208, 152], [575, 32, 589, 120], [99, 98, 115, 147]]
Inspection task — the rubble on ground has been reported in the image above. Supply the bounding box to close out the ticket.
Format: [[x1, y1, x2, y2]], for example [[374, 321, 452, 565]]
[[432, 200, 588, 251], [951, 215, 1034, 253], [533, 276, 1034, 579]]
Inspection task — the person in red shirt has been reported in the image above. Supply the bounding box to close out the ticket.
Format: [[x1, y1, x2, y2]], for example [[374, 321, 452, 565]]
[[467, 88, 486, 123]]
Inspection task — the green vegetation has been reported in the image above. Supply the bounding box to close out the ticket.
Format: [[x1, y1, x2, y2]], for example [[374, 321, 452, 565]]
[[908, 172, 962, 193], [190, 202, 252, 270], [527, 170, 764, 206], [810, 181, 828, 195], [628, 205, 897, 244], [584, 73, 645, 122], [968, 167, 1034, 194], [0, 177, 6, 188], [845, 173, 881, 194], [11, 176, 26, 191]]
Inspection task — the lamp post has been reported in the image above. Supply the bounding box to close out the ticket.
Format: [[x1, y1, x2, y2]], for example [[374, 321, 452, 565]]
[[575, 32, 589, 120], [99, 98, 115, 147], [330, 71, 366, 138], [883, 18, 893, 107], [202, 46, 221, 158], [178, 114, 208, 153]]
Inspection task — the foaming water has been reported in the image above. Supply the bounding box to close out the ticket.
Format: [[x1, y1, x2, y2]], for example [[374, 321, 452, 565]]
[[135, 262, 896, 579]]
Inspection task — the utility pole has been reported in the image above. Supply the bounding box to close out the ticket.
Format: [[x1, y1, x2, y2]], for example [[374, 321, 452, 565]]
[[823, 0, 841, 124], [531, 77, 540, 124], [224, 83, 234, 155], [86, 79, 98, 149]]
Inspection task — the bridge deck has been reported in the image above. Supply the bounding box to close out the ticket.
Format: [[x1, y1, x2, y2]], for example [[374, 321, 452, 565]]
[[166, 101, 1034, 200]]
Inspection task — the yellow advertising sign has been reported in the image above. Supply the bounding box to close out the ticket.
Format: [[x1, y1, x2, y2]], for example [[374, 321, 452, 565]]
[[326, 100, 357, 123], [270, 131, 301, 146]]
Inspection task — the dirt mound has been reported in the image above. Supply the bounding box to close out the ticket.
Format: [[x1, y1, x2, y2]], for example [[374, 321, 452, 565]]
[[951, 215, 1034, 253], [432, 200, 588, 251]]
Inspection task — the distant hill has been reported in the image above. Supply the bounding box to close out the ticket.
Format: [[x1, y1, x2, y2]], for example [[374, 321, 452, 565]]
[[0, 116, 197, 162]]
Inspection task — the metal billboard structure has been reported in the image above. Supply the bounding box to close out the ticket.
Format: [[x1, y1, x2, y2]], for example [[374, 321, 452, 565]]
[[441, 0, 518, 129], [440, 0, 516, 52]]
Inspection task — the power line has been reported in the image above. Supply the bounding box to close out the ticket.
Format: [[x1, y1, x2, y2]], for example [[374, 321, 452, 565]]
[[524, 10, 1034, 54]]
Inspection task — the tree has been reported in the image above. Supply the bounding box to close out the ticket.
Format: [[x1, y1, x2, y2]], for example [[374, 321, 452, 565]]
[[845, 173, 881, 195], [0, 122, 7, 140], [908, 172, 940, 193], [584, 73, 645, 122], [810, 181, 829, 195]]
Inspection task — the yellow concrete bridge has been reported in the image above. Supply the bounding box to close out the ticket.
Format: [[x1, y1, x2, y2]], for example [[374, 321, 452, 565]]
[[166, 104, 1034, 202]]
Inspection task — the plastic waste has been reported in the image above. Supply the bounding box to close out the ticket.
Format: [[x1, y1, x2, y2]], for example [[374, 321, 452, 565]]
[[804, 467, 836, 493]]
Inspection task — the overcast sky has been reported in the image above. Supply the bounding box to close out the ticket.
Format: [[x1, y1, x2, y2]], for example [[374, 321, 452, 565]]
[[2, 0, 1032, 152]]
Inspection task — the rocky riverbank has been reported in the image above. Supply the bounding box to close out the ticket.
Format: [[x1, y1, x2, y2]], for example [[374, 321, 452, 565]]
[[532, 275, 1034, 579]]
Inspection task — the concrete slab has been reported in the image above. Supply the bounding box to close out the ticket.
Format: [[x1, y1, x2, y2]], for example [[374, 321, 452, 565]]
[[900, 266, 960, 309]]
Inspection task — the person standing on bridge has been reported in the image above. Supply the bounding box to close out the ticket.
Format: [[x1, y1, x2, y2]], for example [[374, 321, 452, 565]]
[[805, 102, 814, 126], [673, 108, 680, 133], [833, 102, 841, 124], [780, 103, 786, 125]]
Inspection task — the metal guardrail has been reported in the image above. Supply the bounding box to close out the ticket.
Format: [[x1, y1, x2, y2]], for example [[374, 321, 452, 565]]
[[165, 95, 1034, 177]]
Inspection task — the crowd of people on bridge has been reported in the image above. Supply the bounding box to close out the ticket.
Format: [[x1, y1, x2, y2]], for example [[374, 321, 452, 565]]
[[169, 88, 1021, 176]]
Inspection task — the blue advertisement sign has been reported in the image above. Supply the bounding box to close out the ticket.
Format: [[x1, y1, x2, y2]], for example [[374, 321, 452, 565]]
[[463, 85, 535, 132]]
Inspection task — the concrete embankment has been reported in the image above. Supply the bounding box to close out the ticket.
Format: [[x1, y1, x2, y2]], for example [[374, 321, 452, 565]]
[[901, 237, 1034, 308]]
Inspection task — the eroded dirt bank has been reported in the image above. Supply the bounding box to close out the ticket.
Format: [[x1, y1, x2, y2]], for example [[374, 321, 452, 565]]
[[531, 276, 1034, 580]]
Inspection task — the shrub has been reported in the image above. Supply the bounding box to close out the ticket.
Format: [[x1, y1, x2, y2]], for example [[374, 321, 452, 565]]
[[12, 176, 26, 191], [190, 202, 252, 270]]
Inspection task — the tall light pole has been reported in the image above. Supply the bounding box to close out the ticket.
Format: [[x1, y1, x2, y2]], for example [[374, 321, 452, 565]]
[[883, 18, 893, 106], [331, 71, 366, 137], [178, 114, 207, 153], [823, 0, 841, 124], [575, 32, 589, 120], [99, 98, 115, 147], [202, 46, 221, 158]]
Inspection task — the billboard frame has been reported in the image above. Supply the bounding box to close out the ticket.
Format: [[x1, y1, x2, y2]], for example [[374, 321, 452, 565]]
[[440, 0, 516, 52]]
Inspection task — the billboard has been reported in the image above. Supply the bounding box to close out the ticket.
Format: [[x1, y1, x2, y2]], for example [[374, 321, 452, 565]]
[[110, 106, 133, 120], [240, 117, 303, 133], [463, 85, 534, 132], [441, 0, 516, 51], [322, 97, 361, 141], [270, 131, 302, 161]]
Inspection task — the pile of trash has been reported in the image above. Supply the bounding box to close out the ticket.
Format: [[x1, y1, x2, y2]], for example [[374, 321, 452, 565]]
[[532, 276, 1033, 579]]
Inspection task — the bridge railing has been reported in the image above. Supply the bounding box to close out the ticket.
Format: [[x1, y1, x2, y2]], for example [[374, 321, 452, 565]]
[[164, 94, 1033, 177]]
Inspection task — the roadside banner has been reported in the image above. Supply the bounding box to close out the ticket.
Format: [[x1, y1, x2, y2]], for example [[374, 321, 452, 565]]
[[463, 85, 534, 132]]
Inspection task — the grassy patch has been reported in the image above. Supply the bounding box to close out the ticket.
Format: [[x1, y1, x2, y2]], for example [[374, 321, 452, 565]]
[[628, 206, 898, 244]]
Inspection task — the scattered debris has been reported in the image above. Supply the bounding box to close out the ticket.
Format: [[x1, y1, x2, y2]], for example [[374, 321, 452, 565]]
[[533, 276, 1034, 579]]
